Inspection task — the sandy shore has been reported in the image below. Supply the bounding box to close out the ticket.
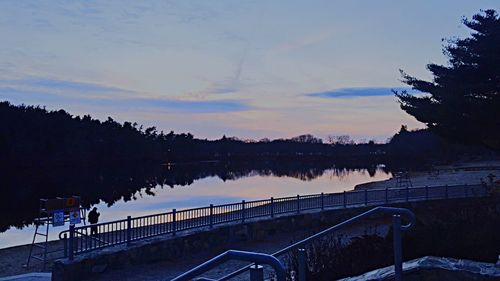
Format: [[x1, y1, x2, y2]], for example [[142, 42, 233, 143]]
[[0, 240, 64, 277], [355, 161, 500, 190]]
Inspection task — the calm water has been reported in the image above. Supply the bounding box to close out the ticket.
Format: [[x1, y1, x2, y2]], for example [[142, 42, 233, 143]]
[[0, 167, 390, 249]]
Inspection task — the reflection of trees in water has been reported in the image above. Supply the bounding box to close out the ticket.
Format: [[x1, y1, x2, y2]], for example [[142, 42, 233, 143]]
[[329, 168, 351, 181], [247, 168, 326, 181], [327, 167, 381, 181], [0, 160, 389, 232]]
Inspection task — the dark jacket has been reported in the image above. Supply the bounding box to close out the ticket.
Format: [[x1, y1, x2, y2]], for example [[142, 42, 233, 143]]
[[88, 209, 100, 224]]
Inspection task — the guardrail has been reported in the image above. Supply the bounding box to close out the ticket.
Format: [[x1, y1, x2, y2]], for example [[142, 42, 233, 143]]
[[60, 184, 488, 259], [173, 207, 416, 281]]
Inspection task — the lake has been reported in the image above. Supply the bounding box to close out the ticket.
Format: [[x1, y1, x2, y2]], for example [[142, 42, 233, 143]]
[[0, 164, 391, 249]]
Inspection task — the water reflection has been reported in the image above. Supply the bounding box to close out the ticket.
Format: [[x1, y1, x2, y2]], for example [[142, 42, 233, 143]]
[[0, 161, 390, 248]]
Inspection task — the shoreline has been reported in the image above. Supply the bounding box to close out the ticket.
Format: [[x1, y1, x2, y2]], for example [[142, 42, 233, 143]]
[[355, 161, 500, 190]]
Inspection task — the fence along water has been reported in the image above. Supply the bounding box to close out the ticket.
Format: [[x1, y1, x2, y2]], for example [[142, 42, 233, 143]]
[[59, 184, 488, 259]]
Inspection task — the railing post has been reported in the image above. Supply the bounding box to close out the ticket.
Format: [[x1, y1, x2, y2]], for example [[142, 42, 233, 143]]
[[364, 189, 368, 206], [242, 200, 246, 223], [270, 197, 274, 218], [406, 185, 409, 202], [343, 191, 347, 208], [298, 248, 307, 281], [68, 224, 74, 260], [297, 195, 300, 214], [385, 187, 389, 204], [127, 216, 132, 245], [172, 209, 177, 236], [249, 264, 264, 281], [209, 204, 214, 228], [63, 233, 68, 258], [445, 184, 449, 199], [321, 192, 324, 210], [392, 215, 403, 281], [425, 186, 429, 200]]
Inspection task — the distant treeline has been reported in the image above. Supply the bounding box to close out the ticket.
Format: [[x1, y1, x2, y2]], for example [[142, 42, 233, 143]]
[[0, 101, 495, 169], [0, 101, 383, 166]]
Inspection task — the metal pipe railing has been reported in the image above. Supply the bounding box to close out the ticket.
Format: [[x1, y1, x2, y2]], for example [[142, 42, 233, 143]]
[[218, 206, 415, 281], [59, 184, 487, 259], [171, 250, 286, 281], [172, 207, 415, 281]]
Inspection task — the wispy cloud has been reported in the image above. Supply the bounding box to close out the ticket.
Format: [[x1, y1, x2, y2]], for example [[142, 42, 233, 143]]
[[305, 87, 417, 99], [207, 56, 245, 94], [186, 55, 247, 98], [0, 78, 250, 113], [2, 78, 131, 94], [131, 98, 250, 113]]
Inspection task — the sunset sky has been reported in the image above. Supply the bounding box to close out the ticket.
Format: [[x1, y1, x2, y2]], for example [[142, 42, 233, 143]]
[[1, 1, 497, 141]]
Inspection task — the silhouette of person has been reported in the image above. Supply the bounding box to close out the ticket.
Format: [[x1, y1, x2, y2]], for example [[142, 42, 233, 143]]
[[88, 207, 100, 236]]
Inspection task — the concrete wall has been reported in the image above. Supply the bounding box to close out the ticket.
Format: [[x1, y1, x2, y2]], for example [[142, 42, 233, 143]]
[[52, 196, 500, 281]]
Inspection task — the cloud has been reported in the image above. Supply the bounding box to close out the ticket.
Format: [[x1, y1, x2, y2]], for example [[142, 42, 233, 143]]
[[9, 78, 131, 93], [130, 98, 250, 113], [186, 55, 247, 98], [0, 87, 66, 103], [305, 87, 417, 98], [207, 57, 244, 94], [0, 83, 250, 113]]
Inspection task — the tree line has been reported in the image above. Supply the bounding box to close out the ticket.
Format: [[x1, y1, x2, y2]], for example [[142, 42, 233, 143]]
[[0, 101, 389, 168], [1, 100, 493, 172]]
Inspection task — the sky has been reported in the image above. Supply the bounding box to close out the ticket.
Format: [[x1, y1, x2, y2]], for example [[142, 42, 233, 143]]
[[0, 1, 498, 141]]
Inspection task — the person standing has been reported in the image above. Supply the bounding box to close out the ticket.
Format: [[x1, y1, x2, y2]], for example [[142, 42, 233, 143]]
[[88, 207, 100, 236]]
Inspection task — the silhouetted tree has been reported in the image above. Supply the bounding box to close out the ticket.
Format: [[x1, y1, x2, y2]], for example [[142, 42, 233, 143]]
[[328, 135, 354, 145], [290, 134, 323, 144], [394, 9, 500, 149]]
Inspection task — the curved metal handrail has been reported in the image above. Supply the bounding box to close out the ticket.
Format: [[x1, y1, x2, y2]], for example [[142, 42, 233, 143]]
[[218, 206, 415, 281], [171, 250, 286, 281]]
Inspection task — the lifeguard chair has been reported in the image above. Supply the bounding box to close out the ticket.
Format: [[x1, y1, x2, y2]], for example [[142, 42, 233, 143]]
[[25, 196, 86, 270]]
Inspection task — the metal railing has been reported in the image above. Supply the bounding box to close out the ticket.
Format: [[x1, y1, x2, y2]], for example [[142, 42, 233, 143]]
[[171, 250, 287, 281], [174, 207, 416, 281], [59, 184, 487, 259]]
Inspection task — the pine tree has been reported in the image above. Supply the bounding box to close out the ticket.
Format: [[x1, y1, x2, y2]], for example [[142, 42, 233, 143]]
[[395, 9, 500, 149]]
